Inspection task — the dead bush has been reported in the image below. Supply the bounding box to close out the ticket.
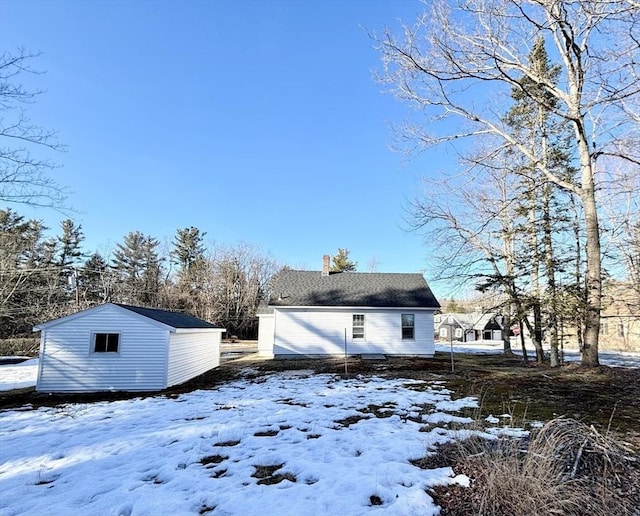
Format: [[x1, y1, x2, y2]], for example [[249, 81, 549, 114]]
[[430, 417, 640, 515]]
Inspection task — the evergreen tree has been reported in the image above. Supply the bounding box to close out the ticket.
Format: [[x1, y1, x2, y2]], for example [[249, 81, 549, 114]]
[[140, 235, 162, 306], [0, 209, 50, 336], [503, 37, 575, 365], [79, 253, 109, 304], [56, 219, 84, 269], [331, 248, 357, 272], [172, 226, 206, 284], [111, 231, 163, 305]]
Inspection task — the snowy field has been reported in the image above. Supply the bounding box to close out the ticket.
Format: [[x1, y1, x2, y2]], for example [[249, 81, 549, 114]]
[[0, 370, 530, 516], [0, 358, 39, 392], [1, 347, 638, 515]]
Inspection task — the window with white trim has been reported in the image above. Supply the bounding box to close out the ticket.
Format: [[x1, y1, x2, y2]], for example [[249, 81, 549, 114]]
[[352, 314, 365, 339], [93, 333, 120, 353], [401, 314, 415, 340]]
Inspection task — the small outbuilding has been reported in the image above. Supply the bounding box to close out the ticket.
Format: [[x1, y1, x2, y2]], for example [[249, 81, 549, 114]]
[[34, 303, 225, 393]]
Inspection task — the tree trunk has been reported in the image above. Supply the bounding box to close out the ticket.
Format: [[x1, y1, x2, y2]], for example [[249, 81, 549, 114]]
[[530, 301, 545, 364], [577, 144, 601, 366], [543, 182, 560, 367], [519, 320, 529, 364], [502, 309, 514, 356]]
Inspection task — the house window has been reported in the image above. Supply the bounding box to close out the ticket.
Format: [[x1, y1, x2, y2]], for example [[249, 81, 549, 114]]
[[401, 314, 415, 339], [93, 333, 120, 353], [352, 314, 365, 339], [600, 322, 609, 336], [617, 323, 624, 338]]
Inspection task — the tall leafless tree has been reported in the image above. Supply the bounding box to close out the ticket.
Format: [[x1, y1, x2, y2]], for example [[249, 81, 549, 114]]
[[0, 49, 66, 208], [377, 0, 640, 366]]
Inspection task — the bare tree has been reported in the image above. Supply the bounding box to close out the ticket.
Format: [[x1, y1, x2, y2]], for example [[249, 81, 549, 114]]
[[0, 48, 67, 208], [208, 243, 279, 338], [377, 0, 640, 366]]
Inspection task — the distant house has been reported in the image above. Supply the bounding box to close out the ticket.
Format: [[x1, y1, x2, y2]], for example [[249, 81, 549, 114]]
[[435, 312, 504, 342], [257, 256, 440, 357], [34, 303, 225, 393]]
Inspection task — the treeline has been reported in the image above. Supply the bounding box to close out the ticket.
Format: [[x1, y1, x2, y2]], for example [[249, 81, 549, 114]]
[[0, 209, 279, 339]]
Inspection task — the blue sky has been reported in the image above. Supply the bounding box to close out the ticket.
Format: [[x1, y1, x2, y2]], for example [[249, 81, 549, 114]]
[[1, 0, 449, 286]]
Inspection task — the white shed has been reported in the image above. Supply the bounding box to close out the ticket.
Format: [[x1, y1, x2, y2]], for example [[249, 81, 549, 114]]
[[34, 303, 225, 393]]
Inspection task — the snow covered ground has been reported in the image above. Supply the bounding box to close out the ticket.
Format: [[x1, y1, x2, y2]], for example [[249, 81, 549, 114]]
[[0, 370, 527, 516], [1, 346, 637, 515], [0, 358, 38, 392]]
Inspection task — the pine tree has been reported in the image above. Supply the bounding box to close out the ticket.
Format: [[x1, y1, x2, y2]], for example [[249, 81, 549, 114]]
[[0, 209, 50, 336], [503, 37, 574, 366], [111, 231, 163, 305], [331, 248, 357, 272], [79, 253, 109, 304], [172, 226, 206, 285], [56, 219, 84, 270]]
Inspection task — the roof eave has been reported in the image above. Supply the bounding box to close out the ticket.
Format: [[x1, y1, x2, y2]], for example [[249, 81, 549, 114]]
[[270, 305, 439, 310]]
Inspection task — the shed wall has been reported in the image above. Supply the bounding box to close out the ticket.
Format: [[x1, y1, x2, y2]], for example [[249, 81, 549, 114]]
[[37, 306, 168, 392], [257, 314, 274, 357], [273, 308, 434, 356], [166, 331, 222, 387]]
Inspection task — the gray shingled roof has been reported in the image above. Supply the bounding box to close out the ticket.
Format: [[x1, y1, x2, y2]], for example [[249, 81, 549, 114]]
[[116, 304, 222, 329], [264, 270, 440, 310]]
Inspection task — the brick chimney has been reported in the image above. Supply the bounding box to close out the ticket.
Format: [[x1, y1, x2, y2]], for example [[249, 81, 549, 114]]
[[322, 254, 330, 276]]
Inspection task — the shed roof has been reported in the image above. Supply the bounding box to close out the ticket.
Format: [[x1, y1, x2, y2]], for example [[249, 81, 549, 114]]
[[34, 303, 223, 331], [115, 304, 222, 329], [263, 270, 440, 310]]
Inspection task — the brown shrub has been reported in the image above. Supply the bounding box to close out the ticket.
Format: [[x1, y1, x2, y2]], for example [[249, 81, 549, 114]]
[[430, 417, 640, 515]]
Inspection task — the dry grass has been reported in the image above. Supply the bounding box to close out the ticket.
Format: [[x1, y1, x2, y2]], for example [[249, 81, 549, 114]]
[[0, 337, 39, 356], [429, 417, 640, 515]]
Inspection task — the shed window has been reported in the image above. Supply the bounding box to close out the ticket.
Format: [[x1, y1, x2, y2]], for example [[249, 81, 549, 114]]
[[401, 314, 415, 339], [352, 314, 365, 339], [94, 333, 119, 353]]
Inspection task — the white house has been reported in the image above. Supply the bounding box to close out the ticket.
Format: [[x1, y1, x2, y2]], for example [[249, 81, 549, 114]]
[[257, 256, 440, 358], [34, 303, 225, 393]]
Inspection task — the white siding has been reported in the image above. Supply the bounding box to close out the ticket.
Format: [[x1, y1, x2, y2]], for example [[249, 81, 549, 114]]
[[257, 314, 274, 357], [166, 330, 222, 387], [37, 306, 168, 392], [273, 307, 435, 356]]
